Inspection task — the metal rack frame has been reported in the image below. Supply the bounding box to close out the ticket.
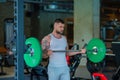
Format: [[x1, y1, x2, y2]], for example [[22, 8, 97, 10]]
[[14, 0, 24, 80]]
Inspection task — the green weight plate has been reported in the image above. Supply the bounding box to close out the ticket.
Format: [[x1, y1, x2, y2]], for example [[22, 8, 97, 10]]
[[24, 37, 42, 67], [86, 38, 106, 63]]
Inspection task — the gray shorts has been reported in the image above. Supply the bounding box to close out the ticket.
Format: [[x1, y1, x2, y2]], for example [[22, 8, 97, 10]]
[[48, 66, 70, 80]]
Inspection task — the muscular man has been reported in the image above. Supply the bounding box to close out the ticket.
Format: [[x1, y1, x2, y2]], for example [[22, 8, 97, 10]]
[[41, 18, 86, 80]]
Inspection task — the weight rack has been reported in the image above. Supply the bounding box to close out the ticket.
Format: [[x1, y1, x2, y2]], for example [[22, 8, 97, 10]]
[[14, 0, 24, 80]]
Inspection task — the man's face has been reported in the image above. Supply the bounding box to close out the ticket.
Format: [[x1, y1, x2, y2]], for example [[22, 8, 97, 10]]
[[54, 22, 65, 35]]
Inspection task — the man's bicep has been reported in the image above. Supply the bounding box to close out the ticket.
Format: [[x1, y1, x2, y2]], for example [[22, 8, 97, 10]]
[[41, 36, 50, 58], [41, 36, 50, 50]]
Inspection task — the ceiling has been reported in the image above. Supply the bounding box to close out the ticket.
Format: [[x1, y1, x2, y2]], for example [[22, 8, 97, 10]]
[[6, 0, 120, 13]]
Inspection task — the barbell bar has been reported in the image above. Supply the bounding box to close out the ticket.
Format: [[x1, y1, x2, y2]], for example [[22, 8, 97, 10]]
[[52, 43, 88, 52], [24, 37, 106, 68], [52, 49, 97, 53], [53, 50, 80, 52]]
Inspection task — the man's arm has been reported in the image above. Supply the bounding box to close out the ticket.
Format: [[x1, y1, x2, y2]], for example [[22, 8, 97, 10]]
[[64, 36, 86, 56], [41, 35, 51, 58], [66, 45, 86, 56], [66, 49, 86, 56]]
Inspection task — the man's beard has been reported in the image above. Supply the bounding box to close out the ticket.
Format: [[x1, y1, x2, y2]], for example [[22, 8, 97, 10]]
[[56, 31, 63, 35]]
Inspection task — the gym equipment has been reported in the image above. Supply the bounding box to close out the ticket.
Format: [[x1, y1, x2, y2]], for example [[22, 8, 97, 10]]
[[112, 66, 120, 80], [86, 59, 105, 74], [69, 43, 81, 79], [30, 65, 48, 80], [112, 42, 120, 67], [70, 53, 82, 80], [66, 55, 70, 65], [4, 18, 14, 50], [23, 38, 106, 67], [24, 37, 42, 67], [0, 47, 7, 75], [92, 65, 120, 80], [92, 73, 108, 80], [86, 38, 106, 63]]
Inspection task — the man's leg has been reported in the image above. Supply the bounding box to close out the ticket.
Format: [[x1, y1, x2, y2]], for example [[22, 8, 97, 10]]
[[60, 67, 70, 80], [48, 66, 59, 80]]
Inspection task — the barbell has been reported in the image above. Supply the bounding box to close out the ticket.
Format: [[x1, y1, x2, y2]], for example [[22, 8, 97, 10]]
[[24, 37, 106, 68], [24, 38, 42, 68]]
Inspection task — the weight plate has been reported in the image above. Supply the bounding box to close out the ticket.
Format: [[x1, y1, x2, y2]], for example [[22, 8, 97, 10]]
[[24, 37, 42, 67], [86, 38, 106, 63]]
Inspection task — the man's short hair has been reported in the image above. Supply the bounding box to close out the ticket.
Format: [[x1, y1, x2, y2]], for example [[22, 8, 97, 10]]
[[54, 18, 64, 24]]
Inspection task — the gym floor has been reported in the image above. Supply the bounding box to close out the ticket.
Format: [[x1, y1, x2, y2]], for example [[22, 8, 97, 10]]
[[0, 56, 117, 80], [0, 66, 116, 80]]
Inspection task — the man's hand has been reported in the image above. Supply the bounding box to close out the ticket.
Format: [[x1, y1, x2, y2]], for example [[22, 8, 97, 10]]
[[47, 50, 53, 56], [80, 49, 86, 54]]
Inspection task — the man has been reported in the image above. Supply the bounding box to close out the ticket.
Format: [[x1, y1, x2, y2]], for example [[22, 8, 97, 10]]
[[41, 18, 86, 80]]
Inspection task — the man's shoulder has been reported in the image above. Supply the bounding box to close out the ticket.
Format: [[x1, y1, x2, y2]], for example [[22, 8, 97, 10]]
[[42, 34, 51, 41], [44, 34, 51, 39]]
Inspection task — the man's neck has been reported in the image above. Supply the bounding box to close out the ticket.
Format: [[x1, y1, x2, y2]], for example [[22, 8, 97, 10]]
[[52, 32, 62, 39]]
